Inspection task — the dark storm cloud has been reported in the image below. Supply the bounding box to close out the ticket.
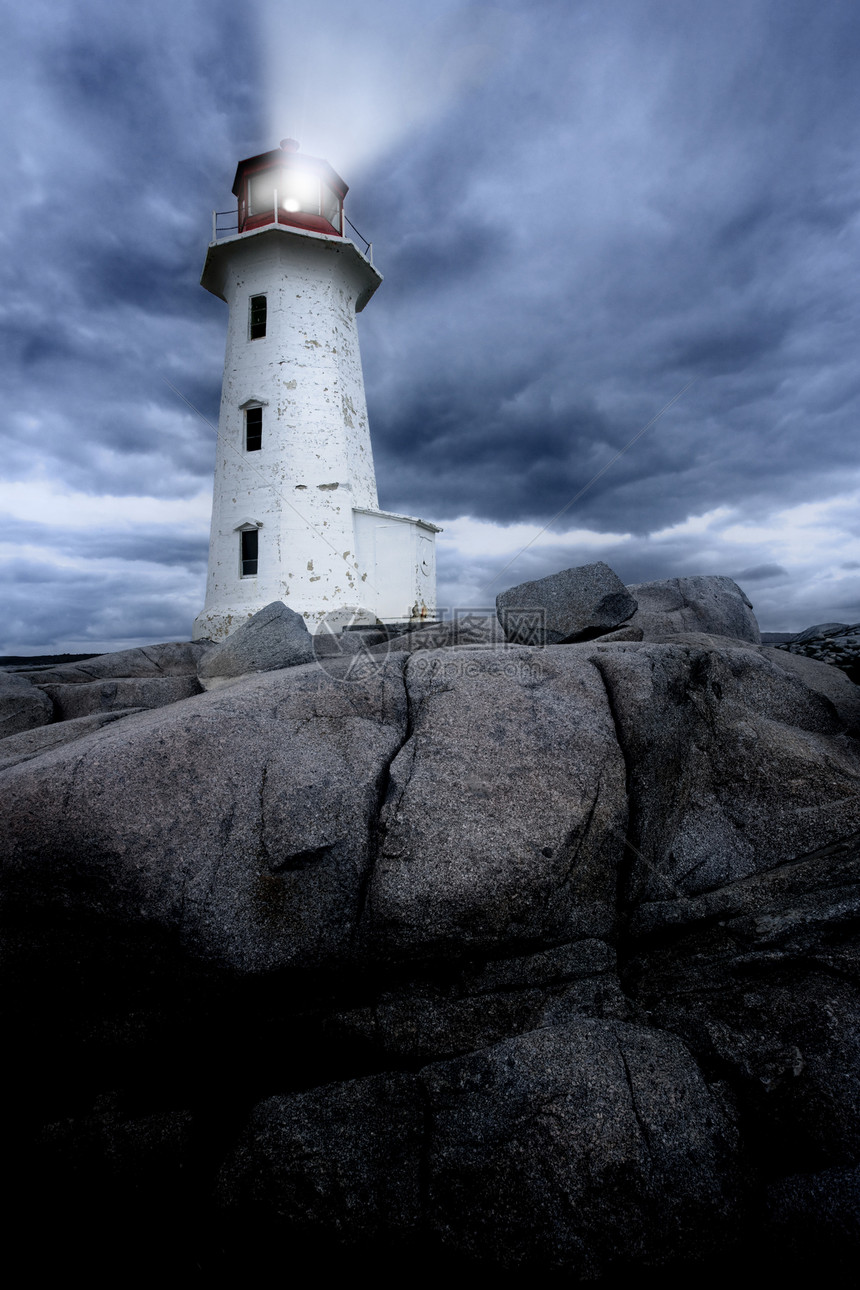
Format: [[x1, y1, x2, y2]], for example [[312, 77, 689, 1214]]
[[0, 561, 202, 653], [733, 564, 790, 582], [0, 0, 255, 498], [353, 0, 860, 543], [3, 0, 860, 649], [0, 515, 208, 571]]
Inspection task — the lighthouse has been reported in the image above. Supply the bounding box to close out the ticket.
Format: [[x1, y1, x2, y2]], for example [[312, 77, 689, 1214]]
[[192, 140, 439, 641]]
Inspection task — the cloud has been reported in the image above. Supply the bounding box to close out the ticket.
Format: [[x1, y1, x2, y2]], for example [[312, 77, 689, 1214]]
[[731, 563, 790, 582], [433, 483, 860, 631], [3, 0, 860, 651]]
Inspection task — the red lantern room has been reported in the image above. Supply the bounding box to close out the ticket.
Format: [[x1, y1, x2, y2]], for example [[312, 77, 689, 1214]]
[[233, 139, 347, 238]]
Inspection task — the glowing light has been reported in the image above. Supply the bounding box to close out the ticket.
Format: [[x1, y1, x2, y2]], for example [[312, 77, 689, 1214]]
[[279, 169, 320, 216]]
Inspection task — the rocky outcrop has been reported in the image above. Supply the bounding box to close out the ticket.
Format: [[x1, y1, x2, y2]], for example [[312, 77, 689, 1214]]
[[761, 644, 860, 734], [218, 1073, 425, 1246], [594, 642, 860, 901], [626, 575, 761, 642], [219, 1020, 740, 1278], [17, 640, 212, 684], [38, 676, 201, 721], [3, 583, 860, 1278], [0, 671, 53, 738], [776, 624, 860, 685], [0, 708, 145, 771], [5, 639, 211, 736], [2, 656, 408, 974], [197, 600, 314, 690], [496, 561, 637, 644], [793, 622, 855, 644], [420, 1020, 741, 1276], [367, 615, 507, 654], [366, 646, 626, 961], [643, 630, 860, 736]]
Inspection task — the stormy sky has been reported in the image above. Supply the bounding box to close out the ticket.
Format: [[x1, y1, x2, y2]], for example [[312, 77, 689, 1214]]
[[3, 0, 860, 653]]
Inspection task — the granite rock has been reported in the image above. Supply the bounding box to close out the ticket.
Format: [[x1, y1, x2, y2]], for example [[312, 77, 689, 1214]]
[[0, 672, 54, 739], [197, 601, 315, 689], [364, 645, 628, 960], [592, 642, 860, 901], [37, 676, 200, 721], [220, 1019, 740, 1279], [1, 656, 408, 974], [643, 631, 860, 737], [793, 622, 854, 644], [496, 561, 637, 645], [424, 1020, 741, 1277], [0, 708, 145, 770], [761, 645, 860, 736], [4, 615, 860, 1277], [590, 622, 644, 642], [777, 625, 860, 685], [325, 939, 631, 1065], [17, 640, 212, 684], [627, 830, 860, 1178], [367, 615, 507, 654], [217, 1073, 424, 1242], [626, 575, 761, 642]]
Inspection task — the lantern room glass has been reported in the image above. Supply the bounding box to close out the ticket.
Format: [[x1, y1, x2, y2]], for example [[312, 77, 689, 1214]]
[[246, 169, 342, 231]]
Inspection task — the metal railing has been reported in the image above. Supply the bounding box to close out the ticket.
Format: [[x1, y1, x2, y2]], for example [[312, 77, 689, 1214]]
[[344, 215, 372, 262], [212, 210, 238, 240], [210, 206, 373, 263]]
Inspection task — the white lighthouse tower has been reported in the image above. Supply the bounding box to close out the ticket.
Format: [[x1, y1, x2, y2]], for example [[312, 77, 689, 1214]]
[[192, 140, 439, 641]]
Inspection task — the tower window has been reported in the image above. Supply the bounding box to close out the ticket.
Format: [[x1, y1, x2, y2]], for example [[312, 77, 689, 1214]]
[[240, 529, 258, 577], [249, 295, 267, 339], [245, 406, 262, 451]]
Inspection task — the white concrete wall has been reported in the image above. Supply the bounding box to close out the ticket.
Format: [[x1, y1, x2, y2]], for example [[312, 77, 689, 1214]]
[[354, 510, 438, 624], [193, 224, 438, 640]]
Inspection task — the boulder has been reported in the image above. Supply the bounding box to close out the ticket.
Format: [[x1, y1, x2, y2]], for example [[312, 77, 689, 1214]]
[[5, 620, 860, 1276], [496, 562, 637, 645], [197, 601, 315, 690], [37, 676, 200, 721], [217, 1073, 424, 1242], [627, 831, 860, 1173], [592, 642, 860, 902], [646, 632, 860, 736], [0, 709, 145, 771], [0, 672, 54, 739], [626, 575, 761, 642], [219, 1021, 739, 1279], [793, 622, 855, 644], [424, 1020, 740, 1276], [0, 656, 408, 975], [364, 645, 628, 960], [761, 645, 860, 736], [17, 640, 212, 684]]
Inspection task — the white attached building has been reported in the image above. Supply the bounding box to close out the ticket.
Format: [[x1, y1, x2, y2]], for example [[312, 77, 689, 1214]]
[[193, 140, 439, 641]]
